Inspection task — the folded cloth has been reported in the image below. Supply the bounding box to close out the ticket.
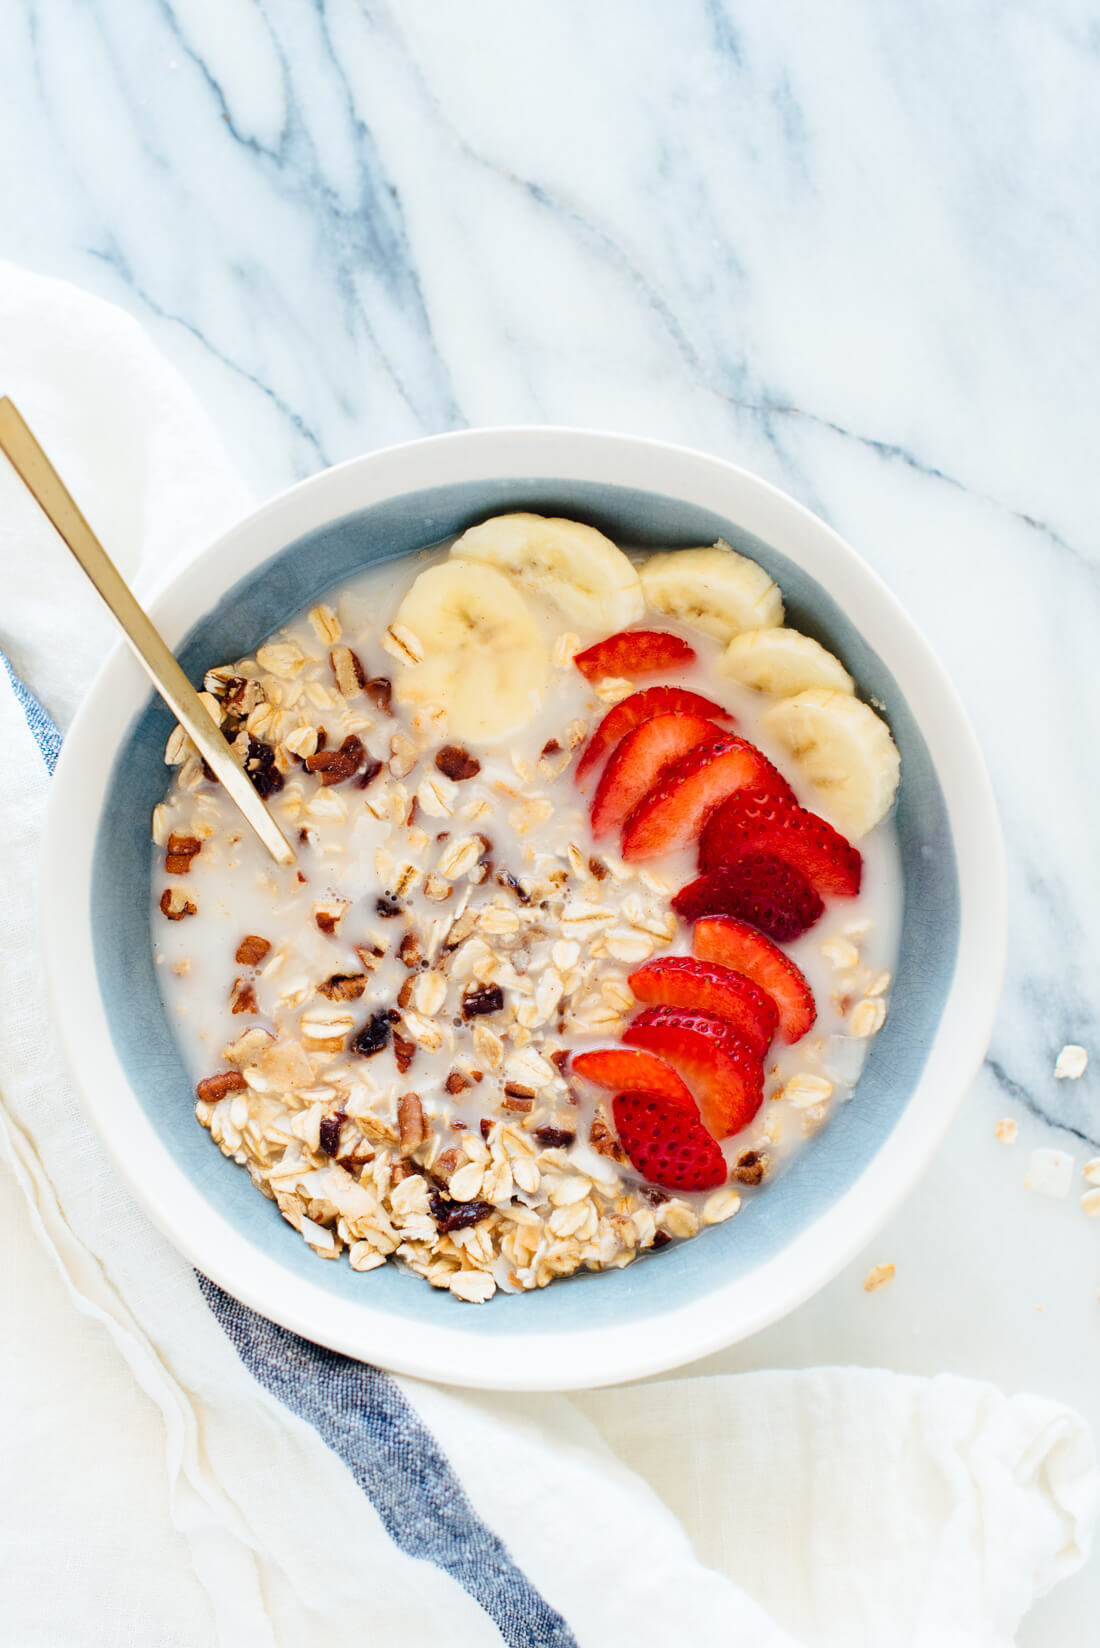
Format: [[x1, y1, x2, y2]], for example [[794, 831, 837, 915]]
[[0, 258, 1094, 1648]]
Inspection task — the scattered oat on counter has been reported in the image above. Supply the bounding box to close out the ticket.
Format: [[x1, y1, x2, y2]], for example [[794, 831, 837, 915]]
[[1082, 1158, 1100, 1187], [1054, 1044, 1089, 1080], [1023, 1148, 1075, 1199], [863, 1262, 895, 1293], [994, 1118, 1018, 1145], [1080, 1189, 1100, 1219]]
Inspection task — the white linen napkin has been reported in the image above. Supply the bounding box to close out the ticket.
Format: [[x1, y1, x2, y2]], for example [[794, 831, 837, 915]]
[[0, 257, 1093, 1648]]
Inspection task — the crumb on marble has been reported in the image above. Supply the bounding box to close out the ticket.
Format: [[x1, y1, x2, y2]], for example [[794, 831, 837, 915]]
[[1082, 1157, 1100, 1187], [1054, 1044, 1089, 1080], [863, 1262, 895, 1293], [994, 1117, 1018, 1145], [1080, 1189, 1100, 1219]]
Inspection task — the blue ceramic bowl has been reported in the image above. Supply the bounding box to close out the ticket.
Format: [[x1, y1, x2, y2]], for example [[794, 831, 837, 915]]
[[43, 429, 1004, 1389]]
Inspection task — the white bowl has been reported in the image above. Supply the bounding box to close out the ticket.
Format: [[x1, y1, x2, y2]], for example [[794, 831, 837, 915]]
[[42, 428, 1005, 1390]]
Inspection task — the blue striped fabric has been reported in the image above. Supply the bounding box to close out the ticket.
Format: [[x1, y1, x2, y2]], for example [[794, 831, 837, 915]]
[[201, 1277, 577, 1647], [6, 653, 577, 1648], [3, 652, 62, 770]]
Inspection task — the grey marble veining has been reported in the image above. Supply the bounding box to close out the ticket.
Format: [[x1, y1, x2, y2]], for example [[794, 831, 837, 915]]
[[1, 3, 1098, 1636]]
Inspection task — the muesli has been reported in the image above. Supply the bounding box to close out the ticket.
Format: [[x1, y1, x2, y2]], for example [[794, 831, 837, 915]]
[[152, 516, 902, 1300]]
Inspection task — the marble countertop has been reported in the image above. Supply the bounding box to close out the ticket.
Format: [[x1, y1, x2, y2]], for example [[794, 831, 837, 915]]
[[2, 2, 1097, 1638]]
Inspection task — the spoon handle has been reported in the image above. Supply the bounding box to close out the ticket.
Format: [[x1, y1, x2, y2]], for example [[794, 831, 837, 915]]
[[0, 396, 296, 866]]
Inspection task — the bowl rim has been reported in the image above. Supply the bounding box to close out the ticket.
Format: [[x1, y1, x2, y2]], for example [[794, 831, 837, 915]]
[[42, 425, 1006, 1390]]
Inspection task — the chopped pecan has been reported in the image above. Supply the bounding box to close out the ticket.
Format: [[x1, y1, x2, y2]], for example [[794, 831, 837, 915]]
[[329, 645, 367, 697], [445, 1069, 472, 1096], [375, 896, 402, 918], [357, 758, 384, 790], [479, 1118, 492, 1140], [365, 676, 393, 714], [398, 1092, 426, 1155], [318, 973, 368, 1002], [196, 1071, 246, 1103], [315, 911, 337, 935], [398, 932, 422, 969], [355, 942, 385, 969], [589, 1112, 624, 1161], [461, 984, 504, 1020], [160, 888, 196, 921], [650, 1231, 672, 1250], [503, 1086, 535, 1112], [534, 1126, 575, 1149], [318, 1112, 346, 1157], [731, 1150, 767, 1186], [587, 856, 609, 881], [223, 677, 264, 718], [165, 834, 202, 875], [235, 934, 271, 966], [393, 1031, 416, 1074], [433, 1147, 462, 1181], [435, 745, 481, 782], [549, 1049, 571, 1073], [229, 979, 258, 1015], [351, 1012, 391, 1057], [540, 737, 561, 758], [396, 977, 414, 1010], [305, 734, 366, 787], [337, 1150, 374, 1176]]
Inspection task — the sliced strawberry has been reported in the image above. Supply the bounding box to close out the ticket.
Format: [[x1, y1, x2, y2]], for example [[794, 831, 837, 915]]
[[624, 1008, 765, 1138], [673, 853, 824, 942], [570, 1047, 696, 1108], [693, 915, 816, 1043], [699, 786, 862, 896], [590, 712, 722, 839], [612, 1092, 728, 1193], [574, 629, 695, 683], [621, 735, 795, 861], [576, 687, 735, 785], [627, 956, 778, 1056]]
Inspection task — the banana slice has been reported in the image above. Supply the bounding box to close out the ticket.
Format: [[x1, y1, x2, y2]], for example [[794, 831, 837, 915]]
[[639, 540, 783, 642], [451, 512, 643, 630], [390, 559, 548, 742], [762, 689, 900, 838], [719, 627, 854, 696]]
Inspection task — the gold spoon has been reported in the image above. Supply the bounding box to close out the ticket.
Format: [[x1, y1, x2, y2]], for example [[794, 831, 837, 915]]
[[0, 396, 296, 866]]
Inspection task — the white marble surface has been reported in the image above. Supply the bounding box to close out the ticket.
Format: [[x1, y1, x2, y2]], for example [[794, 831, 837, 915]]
[[2, 1, 1098, 1638]]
